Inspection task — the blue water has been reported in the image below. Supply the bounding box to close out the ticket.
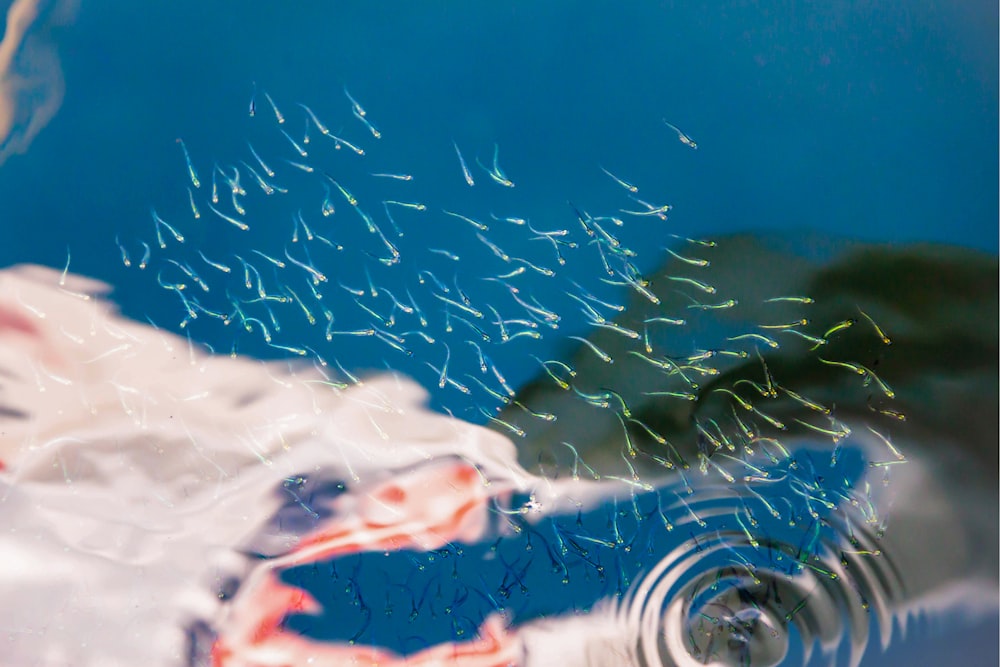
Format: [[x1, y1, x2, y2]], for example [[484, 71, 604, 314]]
[[0, 2, 996, 665]]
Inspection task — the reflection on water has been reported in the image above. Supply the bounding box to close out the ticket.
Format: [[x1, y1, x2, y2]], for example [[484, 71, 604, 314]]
[[249, 446, 894, 666], [0, 81, 996, 666], [0, 0, 75, 166]]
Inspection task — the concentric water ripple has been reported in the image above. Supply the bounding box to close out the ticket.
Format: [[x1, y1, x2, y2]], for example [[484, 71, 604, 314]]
[[614, 445, 903, 667]]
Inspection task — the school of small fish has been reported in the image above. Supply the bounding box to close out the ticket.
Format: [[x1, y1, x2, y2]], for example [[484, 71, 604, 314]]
[[0, 83, 925, 667]]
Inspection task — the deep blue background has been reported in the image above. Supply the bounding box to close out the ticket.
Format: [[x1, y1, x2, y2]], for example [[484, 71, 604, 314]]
[[2, 1, 997, 388], [3, 2, 996, 268], [0, 2, 995, 665]]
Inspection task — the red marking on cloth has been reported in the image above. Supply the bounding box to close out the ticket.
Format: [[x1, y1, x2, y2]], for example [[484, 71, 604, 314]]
[[292, 461, 496, 562], [212, 582, 520, 667], [0, 300, 66, 369], [248, 577, 319, 645], [379, 484, 407, 504], [0, 304, 42, 340]]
